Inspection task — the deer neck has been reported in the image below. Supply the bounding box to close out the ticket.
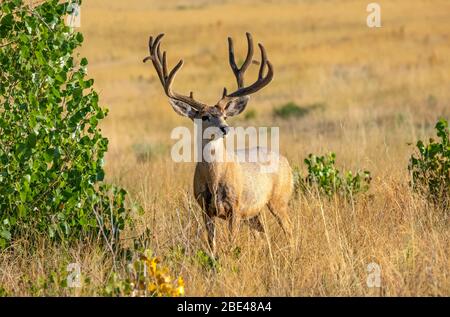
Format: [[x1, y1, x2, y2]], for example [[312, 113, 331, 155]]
[[199, 137, 239, 185]]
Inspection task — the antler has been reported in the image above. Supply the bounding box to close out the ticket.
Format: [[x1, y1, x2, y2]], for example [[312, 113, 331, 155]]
[[143, 33, 206, 110], [219, 32, 274, 104]]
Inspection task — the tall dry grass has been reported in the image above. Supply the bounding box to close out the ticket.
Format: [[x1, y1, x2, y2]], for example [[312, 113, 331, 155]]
[[0, 0, 449, 296]]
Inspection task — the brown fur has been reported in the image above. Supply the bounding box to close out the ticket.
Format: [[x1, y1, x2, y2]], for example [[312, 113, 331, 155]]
[[193, 134, 293, 255]]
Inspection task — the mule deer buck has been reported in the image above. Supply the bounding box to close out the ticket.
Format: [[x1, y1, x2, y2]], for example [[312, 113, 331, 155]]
[[144, 33, 293, 255]]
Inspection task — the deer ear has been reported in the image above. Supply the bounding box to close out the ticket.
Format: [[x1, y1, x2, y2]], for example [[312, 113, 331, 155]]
[[224, 96, 250, 117], [169, 99, 198, 119]]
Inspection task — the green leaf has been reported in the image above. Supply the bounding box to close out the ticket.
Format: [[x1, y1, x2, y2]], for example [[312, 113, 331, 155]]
[[0, 230, 11, 241], [35, 50, 45, 65], [76, 32, 83, 43]]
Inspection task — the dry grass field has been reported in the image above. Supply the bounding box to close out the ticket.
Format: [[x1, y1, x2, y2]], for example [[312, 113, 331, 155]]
[[1, 0, 449, 296]]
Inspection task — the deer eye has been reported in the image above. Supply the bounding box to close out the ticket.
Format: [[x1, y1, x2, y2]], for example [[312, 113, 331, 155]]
[[201, 115, 209, 121]]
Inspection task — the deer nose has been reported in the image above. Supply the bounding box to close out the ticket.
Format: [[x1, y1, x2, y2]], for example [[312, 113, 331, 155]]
[[220, 126, 230, 135]]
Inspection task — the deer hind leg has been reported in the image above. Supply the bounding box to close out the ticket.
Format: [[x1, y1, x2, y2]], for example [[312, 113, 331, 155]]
[[247, 215, 264, 232], [228, 213, 241, 247], [246, 215, 265, 239], [267, 201, 292, 239]]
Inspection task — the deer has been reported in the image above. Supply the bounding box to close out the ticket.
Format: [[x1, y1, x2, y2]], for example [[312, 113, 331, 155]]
[[143, 33, 293, 255]]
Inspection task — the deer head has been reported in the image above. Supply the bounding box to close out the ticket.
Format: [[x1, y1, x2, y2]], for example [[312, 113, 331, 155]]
[[143, 33, 273, 137]]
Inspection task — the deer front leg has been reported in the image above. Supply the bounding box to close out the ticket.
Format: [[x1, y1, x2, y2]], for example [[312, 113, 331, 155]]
[[195, 185, 217, 257], [203, 212, 216, 256], [267, 202, 292, 239]]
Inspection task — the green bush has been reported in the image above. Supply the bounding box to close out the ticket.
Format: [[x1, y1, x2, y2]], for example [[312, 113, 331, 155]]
[[273, 101, 324, 119], [0, 0, 131, 247], [409, 118, 449, 210], [195, 249, 219, 271], [295, 152, 371, 199]]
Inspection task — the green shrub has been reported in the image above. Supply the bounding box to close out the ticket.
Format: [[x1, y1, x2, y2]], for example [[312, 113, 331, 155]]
[[295, 152, 371, 199], [409, 118, 449, 210], [0, 0, 131, 247], [273, 101, 324, 119], [20, 264, 76, 296], [195, 249, 219, 271]]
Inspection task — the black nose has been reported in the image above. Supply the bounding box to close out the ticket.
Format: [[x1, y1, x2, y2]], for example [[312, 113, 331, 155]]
[[220, 126, 230, 135]]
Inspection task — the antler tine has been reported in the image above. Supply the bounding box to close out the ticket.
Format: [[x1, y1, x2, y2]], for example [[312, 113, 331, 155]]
[[221, 34, 274, 101], [222, 87, 228, 98], [143, 35, 154, 63], [151, 33, 164, 55], [242, 32, 254, 73], [228, 32, 254, 88], [143, 33, 206, 110], [143, 34, 165, 86], [162, 51, 168, 80], [165, 59, 183, 95], [227, 37, 238, 73], [257, 43, 267, 80], [227, 58, 273, 97], [156, 42, 162, 61]]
